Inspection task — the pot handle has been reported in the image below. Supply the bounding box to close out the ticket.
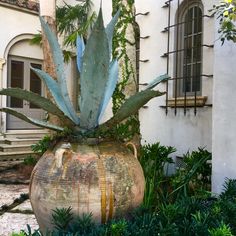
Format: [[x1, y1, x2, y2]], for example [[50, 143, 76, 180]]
[[126, 142, 137, 159]]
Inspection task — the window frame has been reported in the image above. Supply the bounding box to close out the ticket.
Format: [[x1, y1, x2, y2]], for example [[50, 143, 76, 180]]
[[174, 0, 203, 97], [7, 55, 44, 108]]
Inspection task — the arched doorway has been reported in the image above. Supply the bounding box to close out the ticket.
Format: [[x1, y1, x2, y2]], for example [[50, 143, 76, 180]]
[[6, 38, 44, 130]]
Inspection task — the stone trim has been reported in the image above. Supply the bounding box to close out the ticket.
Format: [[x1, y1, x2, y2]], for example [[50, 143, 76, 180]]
[[167, 96, 208, 107], [0, 59, 5, 70], [0, 0, 39, 14]]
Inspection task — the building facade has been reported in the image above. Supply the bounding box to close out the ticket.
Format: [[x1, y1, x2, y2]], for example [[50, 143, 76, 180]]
[[0, 0, 235, 193]]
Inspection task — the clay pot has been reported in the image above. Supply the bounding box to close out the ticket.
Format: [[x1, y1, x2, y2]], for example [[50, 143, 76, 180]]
[[29, 140, 145, 232]]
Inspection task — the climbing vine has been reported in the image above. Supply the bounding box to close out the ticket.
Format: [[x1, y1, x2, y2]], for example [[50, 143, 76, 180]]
[[112, 0, 140, 141]]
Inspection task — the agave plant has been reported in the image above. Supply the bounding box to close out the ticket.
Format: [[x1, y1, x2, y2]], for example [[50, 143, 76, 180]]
[[0, 9, 167, 139], [1, 9, 169, 231]]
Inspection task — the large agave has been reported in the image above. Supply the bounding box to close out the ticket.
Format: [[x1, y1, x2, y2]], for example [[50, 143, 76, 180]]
[[0, 9, 168, 138], [0, 9, 169, 230]]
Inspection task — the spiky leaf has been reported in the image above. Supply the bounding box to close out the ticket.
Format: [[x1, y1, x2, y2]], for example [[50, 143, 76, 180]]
[[76, 36, 85, 73], [105, 10, 120, 56], [145, 74, 170, 90], [0, 88, 74, 126], [40, 17, 79, 124], [80, 9, 110, 129], [100, 90, 165, 129], [31, 68, 78, 124], [0, 108, 63, 131], [98, 60, 119, 122]]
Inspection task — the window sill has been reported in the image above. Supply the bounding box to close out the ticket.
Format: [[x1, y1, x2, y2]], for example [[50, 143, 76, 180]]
[[167, 96, 208, 108]]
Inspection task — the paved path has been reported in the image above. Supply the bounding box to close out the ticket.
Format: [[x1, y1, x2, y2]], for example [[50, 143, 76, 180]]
[[0, 162, 39, 235]]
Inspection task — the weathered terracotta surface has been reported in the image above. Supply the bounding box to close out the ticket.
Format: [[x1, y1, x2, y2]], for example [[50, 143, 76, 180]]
[[30, 141, 145, 232]]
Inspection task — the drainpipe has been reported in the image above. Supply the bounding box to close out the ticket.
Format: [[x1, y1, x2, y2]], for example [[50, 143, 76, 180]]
[[0, 58, 6, 138]]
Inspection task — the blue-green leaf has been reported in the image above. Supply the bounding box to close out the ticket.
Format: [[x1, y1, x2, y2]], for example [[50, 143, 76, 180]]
[[80, 8, 110, 129], [105, 10, 120, 56], [0, 108, 63, 131], [31, 68, 78, 124], [0, 88, 74, 126], [145, 74, 170, 90], [98, 60, 119, 122], [100, 90, 165, 129], [76, 35, 85, 73], [40, 17, 79, 124]]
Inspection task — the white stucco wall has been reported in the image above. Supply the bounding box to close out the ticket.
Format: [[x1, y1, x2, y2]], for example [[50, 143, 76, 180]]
[[0, 6, 42, 132], [212, 23, 236, 193], [134, 0, 214, 158], [0, 8, 40, 58]]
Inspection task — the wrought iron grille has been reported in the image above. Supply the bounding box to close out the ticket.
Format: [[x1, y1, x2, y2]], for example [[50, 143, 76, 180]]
[[162, 0, 213, 115]]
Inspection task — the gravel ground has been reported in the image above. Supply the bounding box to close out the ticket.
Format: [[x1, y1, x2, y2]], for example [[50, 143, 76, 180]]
[[0, 213, 38, 235], [0, 163, 39, 235]]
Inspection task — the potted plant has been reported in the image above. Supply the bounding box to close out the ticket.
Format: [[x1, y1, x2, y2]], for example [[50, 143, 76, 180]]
[[0, 9, 168, 232]]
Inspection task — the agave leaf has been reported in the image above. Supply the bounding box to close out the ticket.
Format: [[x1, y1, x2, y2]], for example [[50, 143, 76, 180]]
[[98, 60, 119, 122], [31, 68, 77, 123], [0, 88, 74, 126], [76, 36, 85, 73], [40, 17, 79, 124], [105, 10, 120, 56], [100, 89, 165, 129], [80, 8, 110, 129], [145, 74, 170, 90], [0, 108, 63, 131]]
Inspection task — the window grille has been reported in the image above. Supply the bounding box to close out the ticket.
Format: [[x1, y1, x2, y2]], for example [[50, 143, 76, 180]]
[[162, 0, 213, 115]]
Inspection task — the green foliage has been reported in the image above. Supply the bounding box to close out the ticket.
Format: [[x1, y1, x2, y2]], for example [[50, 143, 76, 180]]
[[56, 0, 96, 47], [111, 0, 139, 141], [139, 142, 176, 208], [209, 223, 233, 236], [171, 148, 212, 199], [23, 155, 38, 166], [211, 0, 236, 44], [11, 232, 26, 236], [31, 136, 52, 155], [12, 176, 236, 236], [52, 207, 74, 232], [31, 0, 96, 49]]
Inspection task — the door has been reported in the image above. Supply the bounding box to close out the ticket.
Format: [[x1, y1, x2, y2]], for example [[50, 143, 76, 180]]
[[7, 57, 45, 130]]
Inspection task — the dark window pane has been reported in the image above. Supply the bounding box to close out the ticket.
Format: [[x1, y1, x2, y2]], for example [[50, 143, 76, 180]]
[[184, 37, 193, 63], [193, 34, 202, 62], [192, 63, 201, 92], [194, 7, 202, 33], [183, 65, 191, 93], [10, 60, 23, 108], [184, 8, 193, 36], [30, 63, 42, 108]]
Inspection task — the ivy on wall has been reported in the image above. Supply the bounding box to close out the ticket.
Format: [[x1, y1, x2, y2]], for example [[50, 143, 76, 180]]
[[112, 0, 140, 142]]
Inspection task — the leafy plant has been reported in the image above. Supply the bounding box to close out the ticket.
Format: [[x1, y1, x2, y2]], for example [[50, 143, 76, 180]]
[[139, 142, 176, 208], [31, 0, 96, 60], [209, 223, 233, 236], [51, 207, 73, 231], [13, 178, 236, 236], [211, 0, 236, 44], [23, 155, 38, 166], [171, 148, 212, 200], [0, 9, 167, 142], [31, 135, 52, 155], [56, 0, 96, 47]]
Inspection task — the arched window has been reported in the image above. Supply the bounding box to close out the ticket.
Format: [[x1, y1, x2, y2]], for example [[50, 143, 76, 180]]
[[176, 2, 203, 96]]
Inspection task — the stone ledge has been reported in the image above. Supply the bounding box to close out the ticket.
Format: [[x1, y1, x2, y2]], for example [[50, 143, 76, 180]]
[[167, 96, 208, 107]]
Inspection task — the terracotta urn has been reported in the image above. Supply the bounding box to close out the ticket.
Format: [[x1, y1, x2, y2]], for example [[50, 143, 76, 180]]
[[29, 140, 145, 232]]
